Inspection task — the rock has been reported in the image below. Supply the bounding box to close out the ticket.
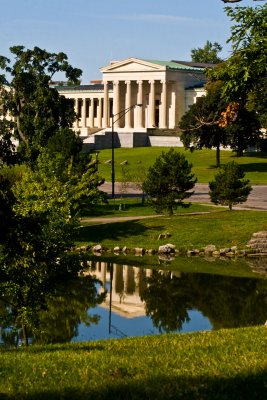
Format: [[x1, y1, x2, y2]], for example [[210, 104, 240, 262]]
[[104, 159, 112, 164], [120, 160, 128, 165], [147, 249, 157, 255], [204, 244, 216, 254], [122, 246, 128, 253], [113, 246, 121, 253], [134, 247, 145, 255], [158, 244, 176, 254], [93, 244, 102, 252]]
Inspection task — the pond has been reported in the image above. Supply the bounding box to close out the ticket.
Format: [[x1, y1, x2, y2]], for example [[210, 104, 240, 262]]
[[1, 256, 267, 346]]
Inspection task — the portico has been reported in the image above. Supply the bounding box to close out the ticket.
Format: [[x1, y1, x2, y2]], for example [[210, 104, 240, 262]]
[[57, 57, 207, 140]]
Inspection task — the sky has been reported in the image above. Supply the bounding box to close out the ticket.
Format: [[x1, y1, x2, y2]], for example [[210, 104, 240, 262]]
[[0, 0, 258, 84]]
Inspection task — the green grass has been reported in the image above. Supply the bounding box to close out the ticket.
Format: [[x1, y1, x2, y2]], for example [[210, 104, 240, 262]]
[[94, 147, 267, 184], [1, 326, 267, 399], [81, 198, 223, 218], [77, 209, 267, 251]]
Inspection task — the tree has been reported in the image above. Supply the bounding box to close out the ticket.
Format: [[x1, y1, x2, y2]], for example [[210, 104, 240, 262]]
[[179, 80, 261, 162], [179, 81, 227, 167], [0, 46, 82, 164], [209, 161, 252, 210], [191, 40, 223, 64], [142, 148, 197, 216], [208, 4, 267, 127], [0, 147, 105, 346]]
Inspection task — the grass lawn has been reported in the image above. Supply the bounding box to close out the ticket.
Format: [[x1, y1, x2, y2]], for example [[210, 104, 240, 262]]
[[1, 326, 267, 399], [80, 198, 223, 218], [77, 209, 267, 252], [94, 147, 267, 184]]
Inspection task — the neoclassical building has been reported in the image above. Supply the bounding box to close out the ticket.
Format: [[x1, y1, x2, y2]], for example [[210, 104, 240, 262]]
[[57, 58, 207, 148]]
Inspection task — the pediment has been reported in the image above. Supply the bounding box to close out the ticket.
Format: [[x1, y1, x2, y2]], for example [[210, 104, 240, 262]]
[[100, 58, 165, 73]]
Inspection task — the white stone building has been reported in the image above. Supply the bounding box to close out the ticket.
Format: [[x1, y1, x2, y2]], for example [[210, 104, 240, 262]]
[[57, 58, 208, 148]]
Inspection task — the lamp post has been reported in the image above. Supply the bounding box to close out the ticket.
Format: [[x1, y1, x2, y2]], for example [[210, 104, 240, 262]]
[[111, 103, 142, 198]]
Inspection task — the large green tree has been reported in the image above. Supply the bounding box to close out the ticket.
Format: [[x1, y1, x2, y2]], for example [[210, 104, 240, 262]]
[[191, 40, 223, 64], [209, 3, 267, 126], [0, 46, 82, 164], [179, 81, 227, 167], [142, 148, 197, 216], [0, 147, 105, 346]]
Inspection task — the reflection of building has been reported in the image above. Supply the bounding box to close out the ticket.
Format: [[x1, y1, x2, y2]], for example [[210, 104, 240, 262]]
[[57, 58, 208, 148], [88, 261, 153, 318]]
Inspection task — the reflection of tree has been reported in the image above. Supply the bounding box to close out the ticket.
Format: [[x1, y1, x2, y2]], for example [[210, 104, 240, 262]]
[[0, 276, 106, 346], [141, 271, 191, 332], [141, 271, 267, 332]]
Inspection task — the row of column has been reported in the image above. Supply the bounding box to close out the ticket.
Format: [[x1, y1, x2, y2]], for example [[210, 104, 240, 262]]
[[74, 79, 171, 130], [74, 98, 103, 129], [109, 79, 169, 130]]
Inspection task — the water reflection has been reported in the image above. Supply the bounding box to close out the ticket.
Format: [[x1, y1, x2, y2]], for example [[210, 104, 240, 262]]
[[1, 259, 267, 346]]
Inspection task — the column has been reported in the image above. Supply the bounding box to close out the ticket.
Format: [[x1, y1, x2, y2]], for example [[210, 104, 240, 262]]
[[101, 262, 107, 290], [97, 98, 103, 128], [113, 81, 120, 129], [74, 98, 79, 128], [103, 81, 109, 128], [137, 80, 143, 128], [89, 97, 94, 128], [125, 80, 132, 129], [160, 80, 167, 129], [81, 98, 87, 128], [149, 80, 155, 127]]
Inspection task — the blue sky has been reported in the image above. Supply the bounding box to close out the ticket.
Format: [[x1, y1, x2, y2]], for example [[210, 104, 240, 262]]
[[0, 0, 257, 83]]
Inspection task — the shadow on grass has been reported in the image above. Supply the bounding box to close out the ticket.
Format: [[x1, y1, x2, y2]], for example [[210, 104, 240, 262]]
[[77, 220, 164, 243], [239, 163, 267, 173], [81, 201, 148, 218], [7, 371, 267, 399]]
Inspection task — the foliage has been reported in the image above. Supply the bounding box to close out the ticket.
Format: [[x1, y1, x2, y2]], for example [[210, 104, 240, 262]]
[[179, 81, 227, 167], [0, 146, 105, 346], [142, 148, 197, 215], [208, 4, 267, 126], [179, 79, 261, 163], [0, 45, 82, 164], [191, 40, 223, 63], [209, 161, 252, 210]]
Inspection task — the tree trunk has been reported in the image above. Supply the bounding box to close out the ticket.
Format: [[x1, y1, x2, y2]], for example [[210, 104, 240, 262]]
[[229, 203, 233, 211], [216, 144, 220, 168], [22, 323, 29, 347]]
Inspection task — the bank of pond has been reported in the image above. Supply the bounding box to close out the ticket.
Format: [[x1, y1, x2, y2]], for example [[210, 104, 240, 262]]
[[1, 255, 267, 347]]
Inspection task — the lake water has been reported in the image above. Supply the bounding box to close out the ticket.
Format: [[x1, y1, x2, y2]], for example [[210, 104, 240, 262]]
[[1, 257, 267, 346]]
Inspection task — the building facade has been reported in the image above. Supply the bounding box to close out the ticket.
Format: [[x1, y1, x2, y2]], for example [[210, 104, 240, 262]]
[[57, 58, 207, 148]]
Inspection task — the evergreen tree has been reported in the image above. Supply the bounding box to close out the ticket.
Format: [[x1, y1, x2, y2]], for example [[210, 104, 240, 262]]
[[142, 148, 197, 216], [209, 161, 252, 210]]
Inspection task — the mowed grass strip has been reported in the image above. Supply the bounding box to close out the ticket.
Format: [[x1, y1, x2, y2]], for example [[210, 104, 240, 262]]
[[1, 326, 267, 399], [77, 209, 267, 251], [96, 147, 267, 184], [81, 199, 222, 219]]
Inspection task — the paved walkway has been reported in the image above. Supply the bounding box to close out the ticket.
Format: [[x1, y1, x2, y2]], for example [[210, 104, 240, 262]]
[[100, 182, 267, 211]]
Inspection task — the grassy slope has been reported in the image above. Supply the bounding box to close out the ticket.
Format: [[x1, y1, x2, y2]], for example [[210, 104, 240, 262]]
[[96, 148, 267, 184], [1, 326, 267, 399], [77, 209, 267, 251]]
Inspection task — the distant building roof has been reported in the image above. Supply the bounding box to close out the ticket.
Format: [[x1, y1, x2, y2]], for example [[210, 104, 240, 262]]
[[142, 59, 205, 72], [57, 84, 107, 93], [171, 60, 218, 69]]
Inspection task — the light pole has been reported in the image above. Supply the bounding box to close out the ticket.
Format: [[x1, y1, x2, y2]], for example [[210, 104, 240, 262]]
[[111, 103, 142, 198]]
